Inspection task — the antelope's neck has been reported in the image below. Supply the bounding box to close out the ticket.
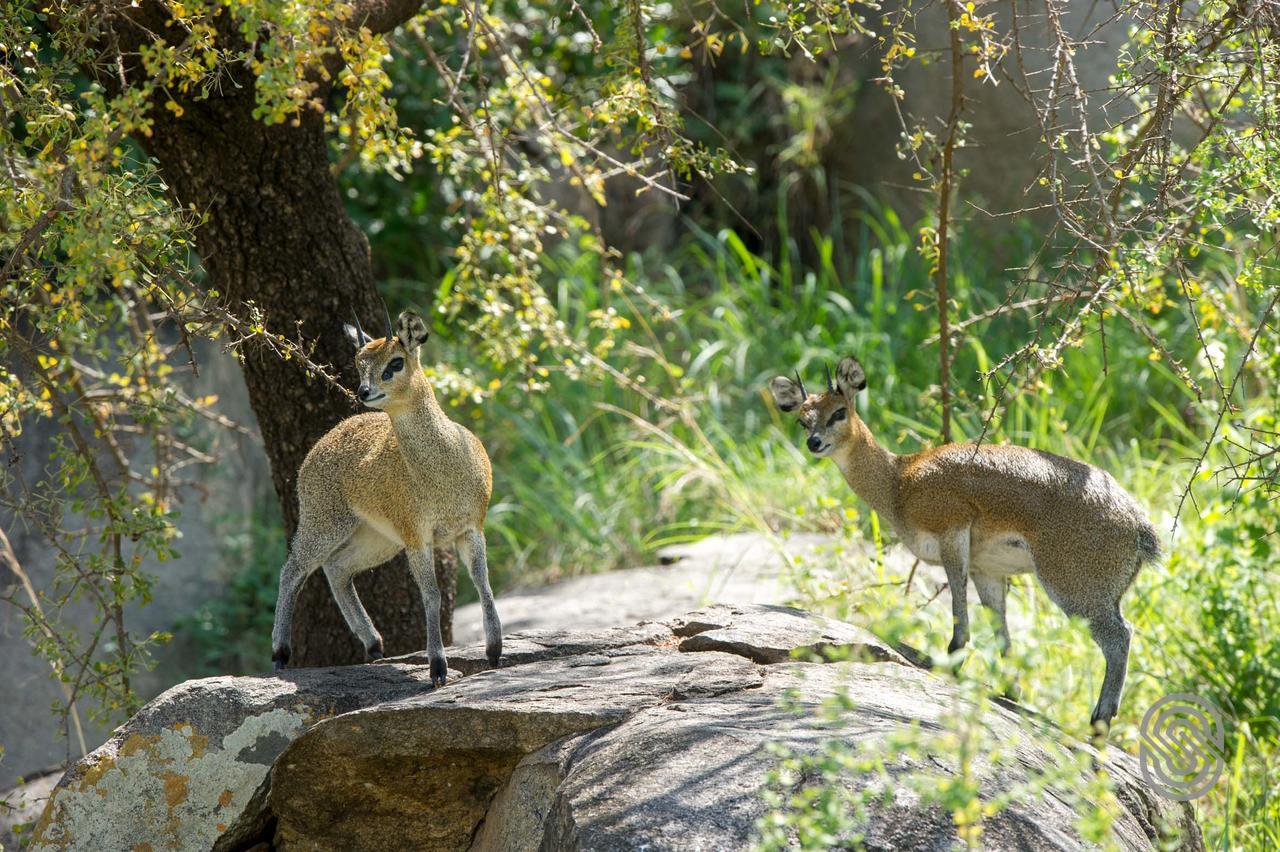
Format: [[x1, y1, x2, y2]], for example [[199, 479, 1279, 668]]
[[832, 418, 902, 532], [385, 375, 450, 453]]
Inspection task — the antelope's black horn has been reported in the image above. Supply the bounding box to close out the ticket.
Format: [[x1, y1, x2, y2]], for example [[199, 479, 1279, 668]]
[[352, 309, 369, 344], [825, 362, 834, 392], [382, 302, 394, 341], [794, 369, 808, 400]]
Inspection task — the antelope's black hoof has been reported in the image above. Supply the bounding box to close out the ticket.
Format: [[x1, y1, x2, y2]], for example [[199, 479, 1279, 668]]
[[430, 657, 448, 688]]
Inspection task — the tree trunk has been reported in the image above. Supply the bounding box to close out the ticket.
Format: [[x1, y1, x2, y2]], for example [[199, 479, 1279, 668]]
[[107, 8, 454, 666]]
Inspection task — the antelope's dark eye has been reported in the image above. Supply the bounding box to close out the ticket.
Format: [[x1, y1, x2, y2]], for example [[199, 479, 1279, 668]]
[[827, 408, 847, 427], [382, 357, 405, 381]]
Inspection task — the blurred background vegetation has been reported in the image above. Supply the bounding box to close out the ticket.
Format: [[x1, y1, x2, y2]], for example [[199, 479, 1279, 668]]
[[199, 42, 1278, 849], [3, 0, 1278, 847]]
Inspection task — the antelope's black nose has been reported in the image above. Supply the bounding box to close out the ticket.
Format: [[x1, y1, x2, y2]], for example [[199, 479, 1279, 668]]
[[358, 384, 374, 401], [807, 434, 823, 452]]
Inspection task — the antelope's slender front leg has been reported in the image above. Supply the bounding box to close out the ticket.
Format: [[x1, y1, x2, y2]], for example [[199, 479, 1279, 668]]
[[940, 528, 972, 655], [457, 528, 502, 668], [405, 545, 448, 686]]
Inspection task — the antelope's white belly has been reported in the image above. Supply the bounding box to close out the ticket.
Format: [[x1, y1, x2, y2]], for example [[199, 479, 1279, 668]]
[[902, 530, 1035, 577], [971, 534, 1036, 577], [354, 509, 405, 548], [905, 532, 943, 564]]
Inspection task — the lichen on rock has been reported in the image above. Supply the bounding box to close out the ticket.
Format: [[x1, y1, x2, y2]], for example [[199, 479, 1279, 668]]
[[31, 605, 1203, 852]]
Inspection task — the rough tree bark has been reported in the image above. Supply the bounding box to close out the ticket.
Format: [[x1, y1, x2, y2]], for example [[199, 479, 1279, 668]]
[[95, 1, 455, 665]]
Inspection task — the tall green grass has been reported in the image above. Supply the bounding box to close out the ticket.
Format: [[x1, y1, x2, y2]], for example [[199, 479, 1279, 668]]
[[191, 193, 1276, 846], [475, 198, 1206, 583], [464, 199, 1277, 847]]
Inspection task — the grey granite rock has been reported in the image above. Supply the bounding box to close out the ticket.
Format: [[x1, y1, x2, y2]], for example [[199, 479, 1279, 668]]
[[32, 605, 1201, 852]]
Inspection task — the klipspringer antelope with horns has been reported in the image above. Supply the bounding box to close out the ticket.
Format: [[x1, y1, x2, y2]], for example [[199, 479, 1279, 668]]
[[769, 356, 1160, 730], [271, 306, 501, 685]]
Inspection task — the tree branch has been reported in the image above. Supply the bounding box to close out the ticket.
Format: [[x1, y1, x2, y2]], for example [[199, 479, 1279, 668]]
[[351, 0, 427, 37]]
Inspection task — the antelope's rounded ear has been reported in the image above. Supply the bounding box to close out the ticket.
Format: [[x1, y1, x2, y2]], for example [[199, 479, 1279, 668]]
[[769, 376, 805, 413], [395, 311, 430, 351], [836, 356, 867, 397], [343, 323, 364, 350]]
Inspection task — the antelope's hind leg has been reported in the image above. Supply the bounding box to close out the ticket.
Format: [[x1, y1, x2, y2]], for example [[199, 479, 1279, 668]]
[[1087, 606, 1132, 732], [973, 573, 1021, 701], [271, 554, 316, 671], [1036, 556, 1134, 732], [972, 574, 1011, 653], [271, 512, 359, 671], [323, 524, 402, 662]]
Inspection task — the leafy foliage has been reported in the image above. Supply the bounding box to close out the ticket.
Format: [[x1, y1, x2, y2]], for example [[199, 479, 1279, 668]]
[[451, 199, 1275, 846], [0, 0, 875, 738], [3, 1, 1279, 848], [756, 675, 1131, 851]]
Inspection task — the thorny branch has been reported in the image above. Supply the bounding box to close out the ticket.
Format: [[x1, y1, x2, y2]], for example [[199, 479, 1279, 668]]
[[876, 0, 1280, 526]]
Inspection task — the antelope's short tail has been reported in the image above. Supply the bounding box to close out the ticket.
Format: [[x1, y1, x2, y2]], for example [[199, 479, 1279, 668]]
[[1136, 520, 1162, 565]]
